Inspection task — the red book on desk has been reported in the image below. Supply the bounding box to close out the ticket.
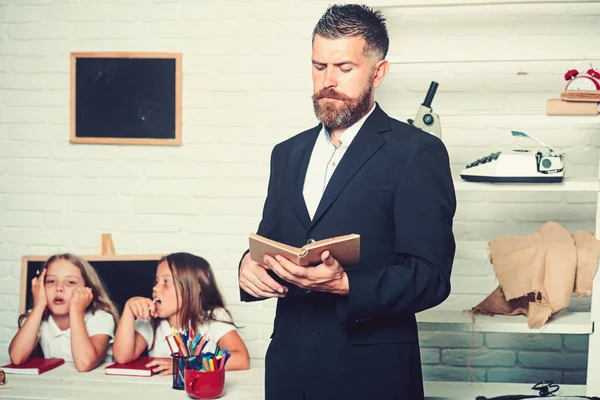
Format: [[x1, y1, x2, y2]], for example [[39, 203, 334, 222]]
[[104, 357, 158, 377], [2, 358, 64, 375]]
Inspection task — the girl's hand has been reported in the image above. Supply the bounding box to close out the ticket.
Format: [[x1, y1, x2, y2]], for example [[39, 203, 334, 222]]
[[31, 269, 48, 311], [146, 357, 172, 376], [70, 287, 93, 314], [124, 297, 157, 322]]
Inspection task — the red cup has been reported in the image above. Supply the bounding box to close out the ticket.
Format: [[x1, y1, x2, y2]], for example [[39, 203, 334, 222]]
[[184, 367, 225, 399]]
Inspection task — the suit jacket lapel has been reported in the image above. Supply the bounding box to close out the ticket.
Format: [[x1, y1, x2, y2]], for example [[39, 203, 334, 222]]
[[310, 105, 390, 228], [288, 125, 320, 230]]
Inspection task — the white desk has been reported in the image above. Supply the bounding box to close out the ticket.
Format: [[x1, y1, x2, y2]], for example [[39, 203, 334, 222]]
[[0, 363, 587, 400], [0, 363, 265, 400]]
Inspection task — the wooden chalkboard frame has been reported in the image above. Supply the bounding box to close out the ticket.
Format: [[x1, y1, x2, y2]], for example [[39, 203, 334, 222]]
[[20, 254, 164, 315], [70, 52, 182, 146]]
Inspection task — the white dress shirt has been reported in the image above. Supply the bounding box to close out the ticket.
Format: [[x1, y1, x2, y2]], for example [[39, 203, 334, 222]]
[[303, 104, 376, 220]]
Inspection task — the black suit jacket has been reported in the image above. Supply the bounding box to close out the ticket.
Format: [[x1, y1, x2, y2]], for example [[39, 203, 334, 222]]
[[240, 104, 456, 399]]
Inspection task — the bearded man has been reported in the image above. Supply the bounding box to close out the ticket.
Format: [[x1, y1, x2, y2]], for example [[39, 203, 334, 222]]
[[238, 4, 457, 400]]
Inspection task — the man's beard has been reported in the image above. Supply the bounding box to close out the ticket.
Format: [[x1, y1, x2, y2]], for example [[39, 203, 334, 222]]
[[312, 80, 373, 131]]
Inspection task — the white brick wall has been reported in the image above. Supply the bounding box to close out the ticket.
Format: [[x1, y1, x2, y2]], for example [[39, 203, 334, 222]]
[[1, 0, 598, 383]]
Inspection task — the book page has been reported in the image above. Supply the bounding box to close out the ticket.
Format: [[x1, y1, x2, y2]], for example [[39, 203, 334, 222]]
[[303, 234, 360, 266], [249, 233, 304, 265], [249, 233, 360, 267]]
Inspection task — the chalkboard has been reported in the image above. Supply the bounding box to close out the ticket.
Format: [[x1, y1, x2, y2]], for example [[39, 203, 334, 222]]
[[20, 255, 164, 316], [70, 52, 182, 145]]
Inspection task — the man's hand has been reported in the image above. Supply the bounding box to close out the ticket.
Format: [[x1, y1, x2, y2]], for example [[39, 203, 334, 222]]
[[239, 253, 288, 299], [264, 250, 349, 295], [70, 287, 93, 314]]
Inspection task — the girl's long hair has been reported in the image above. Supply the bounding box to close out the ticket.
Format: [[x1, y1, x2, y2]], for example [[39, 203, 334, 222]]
[[18, 254, 120, 328], [148, 252, 238, 351]]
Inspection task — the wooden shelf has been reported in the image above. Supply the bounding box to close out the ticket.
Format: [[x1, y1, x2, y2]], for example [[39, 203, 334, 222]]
[[453, 177, 600, 192], [424, 381, 586, 399], [431, 242, 594, 335], [441, 114, 600, 122], [417, 309, 593, 334], [367, 0, 597, 9], [392, 114, 600, 126], [386, 56, 600, 65]]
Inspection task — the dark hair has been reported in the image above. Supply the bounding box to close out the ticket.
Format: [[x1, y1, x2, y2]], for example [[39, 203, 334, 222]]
[[149, 252, 238, 351], [312, 4, 389, 59]]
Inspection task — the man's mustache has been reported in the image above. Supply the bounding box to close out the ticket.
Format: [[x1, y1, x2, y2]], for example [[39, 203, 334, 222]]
[[312, 88, 352, 102]]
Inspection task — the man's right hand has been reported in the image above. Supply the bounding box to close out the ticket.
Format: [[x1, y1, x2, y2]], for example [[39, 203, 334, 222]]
[[239, 253, 288, 299]]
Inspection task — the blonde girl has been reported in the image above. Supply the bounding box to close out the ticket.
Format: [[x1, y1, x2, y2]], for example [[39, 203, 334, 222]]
[[113, 252, 250, 375], [9, 254, 119, 372]]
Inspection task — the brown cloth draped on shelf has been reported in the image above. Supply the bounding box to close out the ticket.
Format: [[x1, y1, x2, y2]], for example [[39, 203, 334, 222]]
[[471, 221, 600, 328]]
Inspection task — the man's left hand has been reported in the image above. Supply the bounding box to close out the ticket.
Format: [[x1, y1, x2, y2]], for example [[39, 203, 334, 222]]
[[263, 250, 349, 295]]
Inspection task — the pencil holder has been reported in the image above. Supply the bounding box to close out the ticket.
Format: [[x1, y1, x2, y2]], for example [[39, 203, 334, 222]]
[[172, 353, 192, 390], [184, 367, 225, 399]]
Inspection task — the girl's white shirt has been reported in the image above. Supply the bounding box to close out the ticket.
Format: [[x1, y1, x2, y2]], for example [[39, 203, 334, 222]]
[[134, 308, 236, 357], [38, 309, 115, 362]]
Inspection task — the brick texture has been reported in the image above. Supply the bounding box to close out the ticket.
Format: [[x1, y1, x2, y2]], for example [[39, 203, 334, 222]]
[[0, 0, 596, 389]]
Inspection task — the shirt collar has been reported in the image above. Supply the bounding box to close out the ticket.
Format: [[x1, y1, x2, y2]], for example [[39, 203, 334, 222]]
[[321, 102, 377, 148], [159, 319, 172, 336], [47, 312, 94, 338], [48, 315, 70, 339]]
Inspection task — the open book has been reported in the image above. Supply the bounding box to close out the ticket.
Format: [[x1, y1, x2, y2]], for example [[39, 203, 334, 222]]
[[249, 233, 360, 267], [2, 358, 64, 375]]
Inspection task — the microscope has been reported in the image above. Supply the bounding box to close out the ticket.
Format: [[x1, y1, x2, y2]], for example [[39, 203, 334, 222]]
[[408, 81, 442, 139]]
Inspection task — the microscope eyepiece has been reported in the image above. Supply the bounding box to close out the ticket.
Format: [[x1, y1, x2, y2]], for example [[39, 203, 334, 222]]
[[422, 81, 439, 108]]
